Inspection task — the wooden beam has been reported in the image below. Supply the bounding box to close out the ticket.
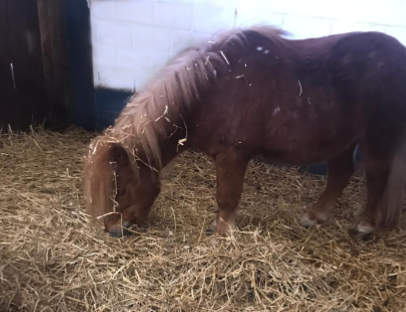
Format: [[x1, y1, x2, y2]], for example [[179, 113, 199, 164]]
[[36, 0, 69, 126]]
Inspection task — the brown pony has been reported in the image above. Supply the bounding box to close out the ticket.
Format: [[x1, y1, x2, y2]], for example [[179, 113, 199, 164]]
[[84, 26, 406, 238]]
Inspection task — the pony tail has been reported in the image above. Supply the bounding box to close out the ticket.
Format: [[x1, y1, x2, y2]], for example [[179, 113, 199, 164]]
[[380, 135, 406, 228]]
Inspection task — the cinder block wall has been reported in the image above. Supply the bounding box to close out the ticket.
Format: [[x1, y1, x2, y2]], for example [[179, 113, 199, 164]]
[[90, 0, 406, 93]]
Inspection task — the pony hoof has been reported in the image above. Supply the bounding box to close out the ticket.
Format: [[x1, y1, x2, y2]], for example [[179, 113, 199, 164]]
[[216, 218, 234, 236], [348, 221, 375, 241], [300, 213, 317, 227], [356, 221, 374, 234], [206, 219, 216, 235], [207, 218, 233, 236]]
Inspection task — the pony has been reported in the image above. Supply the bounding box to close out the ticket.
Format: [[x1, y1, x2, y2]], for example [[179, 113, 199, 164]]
[[84, 26, 406, 238]]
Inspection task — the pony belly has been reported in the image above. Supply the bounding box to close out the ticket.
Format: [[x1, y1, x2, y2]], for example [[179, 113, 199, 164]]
[[262, 112, 361, 165], [261, 134, 356, 165], [259, 148, 328, 165]]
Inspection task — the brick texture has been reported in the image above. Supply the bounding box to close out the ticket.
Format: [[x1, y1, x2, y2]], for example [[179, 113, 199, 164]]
[[90, 0, 406, 90]]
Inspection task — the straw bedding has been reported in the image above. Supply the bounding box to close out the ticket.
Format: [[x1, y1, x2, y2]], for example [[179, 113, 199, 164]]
[[0, 128, 405, 312]]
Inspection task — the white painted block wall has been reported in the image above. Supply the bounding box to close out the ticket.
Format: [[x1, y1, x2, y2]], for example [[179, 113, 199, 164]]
[[89, 0, 406, 91]]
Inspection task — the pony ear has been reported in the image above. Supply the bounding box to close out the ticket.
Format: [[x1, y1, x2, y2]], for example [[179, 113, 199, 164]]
[[109, 143, 140, 181], [109, 143, 130, 166]]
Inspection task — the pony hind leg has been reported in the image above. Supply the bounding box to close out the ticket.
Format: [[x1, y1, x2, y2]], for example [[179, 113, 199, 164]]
[[301, 144, 356, 227], [211, 148, 249, 235], [350, 148, 389, 237], [351, 137, 406, 238]]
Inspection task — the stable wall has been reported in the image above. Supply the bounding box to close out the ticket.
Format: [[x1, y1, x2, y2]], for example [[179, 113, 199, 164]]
[[91, 0, 406, 90]]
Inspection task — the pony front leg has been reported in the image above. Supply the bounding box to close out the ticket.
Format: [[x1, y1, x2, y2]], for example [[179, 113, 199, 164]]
[[213, 148, 249, 235]]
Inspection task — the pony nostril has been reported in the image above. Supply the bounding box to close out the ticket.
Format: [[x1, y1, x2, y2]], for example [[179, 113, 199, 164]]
[[109, 229, 124, 238], [109, 227, 132, 238]]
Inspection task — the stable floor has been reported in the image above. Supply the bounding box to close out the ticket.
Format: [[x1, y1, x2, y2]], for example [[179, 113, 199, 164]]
[[0, 128, 405, 312]]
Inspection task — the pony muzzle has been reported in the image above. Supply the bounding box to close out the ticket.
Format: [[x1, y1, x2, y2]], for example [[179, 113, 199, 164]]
[[107, 220, 132, 238]]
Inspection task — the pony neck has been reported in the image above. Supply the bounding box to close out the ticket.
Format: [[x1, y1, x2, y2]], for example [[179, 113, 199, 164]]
[[130, 110, 191, 173], [156, 114, 191, 168]]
